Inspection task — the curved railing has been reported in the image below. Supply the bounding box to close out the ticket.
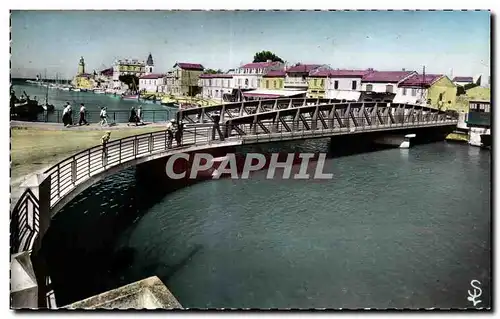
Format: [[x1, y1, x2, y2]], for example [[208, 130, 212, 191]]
[[10, 104, 458, 254]]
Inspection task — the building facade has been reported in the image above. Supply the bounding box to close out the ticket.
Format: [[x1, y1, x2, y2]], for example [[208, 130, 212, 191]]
[[307, 66, 333, 98], [71, 57, 96, 89], [396, 73, 457, 110], [360, 70, 416, 102], [112, 54, 154, 89], [325, 70, 373, 101], [139, 74, 165, 93], [232, 61, 284, 90], [452, 76, 474, 86], [164, 63, 204, 96], [261, 70, 286, 90], [284, 64, 322, 90], [198, 74, 234, 101]]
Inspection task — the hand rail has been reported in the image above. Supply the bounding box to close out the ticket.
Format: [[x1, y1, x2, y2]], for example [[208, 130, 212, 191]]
[[11, 106, 458, 254]]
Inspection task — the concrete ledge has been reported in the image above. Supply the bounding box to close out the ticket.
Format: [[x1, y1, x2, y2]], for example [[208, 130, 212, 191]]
[[11, 251, 38, 309], [63, 276, 182, 309]]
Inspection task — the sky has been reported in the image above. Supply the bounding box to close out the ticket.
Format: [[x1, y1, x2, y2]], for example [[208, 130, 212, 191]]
[[10, 10, 491, 80]]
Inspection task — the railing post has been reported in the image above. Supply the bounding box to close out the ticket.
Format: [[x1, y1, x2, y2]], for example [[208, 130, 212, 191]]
[[148, 134, 153, 153], [88, 150, 91, 177], [57, 163, 60, 198], [134, 136, 138, 158], [114, 112, 116, 122], [119, 139, 122, 164], [194, 126, 197, 144], [164, 130, 167, 150], [71, 156, 76, 184]]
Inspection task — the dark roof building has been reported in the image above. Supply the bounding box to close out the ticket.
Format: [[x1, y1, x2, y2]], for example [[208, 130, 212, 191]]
[[174, 63, 204, 71], [399, 74, 444, 88], [452, 76, 473, 83]]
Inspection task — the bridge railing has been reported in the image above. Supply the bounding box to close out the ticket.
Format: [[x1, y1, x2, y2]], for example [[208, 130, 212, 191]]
[[12, 109, 177, 124], [11, 111, 457, 254], [42, 125, 215, 209]]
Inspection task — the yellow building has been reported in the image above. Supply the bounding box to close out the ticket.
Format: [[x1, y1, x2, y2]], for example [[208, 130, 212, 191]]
[[399, 74, 457, 110], [307, 69, 329, 98], [261, 70, 285, 90], [165, 63, 204, 96]]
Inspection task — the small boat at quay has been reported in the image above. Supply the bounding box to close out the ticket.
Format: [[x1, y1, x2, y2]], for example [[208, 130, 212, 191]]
[[71, 88, 81, 92], [93, 89, 105, 94], [122, 95, 139, 100]]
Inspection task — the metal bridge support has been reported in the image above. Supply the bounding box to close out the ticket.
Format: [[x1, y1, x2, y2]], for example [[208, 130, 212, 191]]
[[311, 105, 319, 130], [343, 105, 351, 128], [273, 99, 278, 111], [220, 105, 226, 123], [328, 105, 336, 129], [293, 109, 301, 131], [271, 112, 279, 133], [251, 115, 258, 135], [239, 102, 245, 117], [257, 100, 263, 113]]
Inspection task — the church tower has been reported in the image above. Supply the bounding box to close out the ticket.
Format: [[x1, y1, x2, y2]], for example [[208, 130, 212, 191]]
[[78, 56, 85, 75], [146, 53, 154, 74]]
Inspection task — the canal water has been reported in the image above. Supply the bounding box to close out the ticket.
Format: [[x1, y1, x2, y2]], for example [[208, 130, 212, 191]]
[[41, 139, 491, 309]]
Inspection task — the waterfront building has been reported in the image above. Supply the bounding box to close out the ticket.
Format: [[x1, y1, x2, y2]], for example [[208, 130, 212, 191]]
[[307, 66, 334, 98], [240, 89, 307, 101], [452, 76, 474, 86], [284, 64, 322, 90], [360, 70, 416, 102], [397, 74, 457, 109], [232, 61, 284, 90], [466, 99, 491, 148], [198, 74, 234, 101], [261, 70, 286, 90], [325, 69, 373, 101], [112, 54, 154, 89], [164, 63, 204, 96], [139, 74, 165, 93]]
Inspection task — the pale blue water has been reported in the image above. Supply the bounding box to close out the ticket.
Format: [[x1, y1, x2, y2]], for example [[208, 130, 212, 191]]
[[42, 136, 491, 309]]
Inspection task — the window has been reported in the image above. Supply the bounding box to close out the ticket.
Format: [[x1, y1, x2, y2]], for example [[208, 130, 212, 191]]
[[245, 79, 249, 86], [366, 84, 373, 92], [314, 79, 317, 86], [439, 92, 444, 101], [427, 99, 432, 105], [403, 88, 407, 96], [411, 88, 417, 96], [352, 81, 357, 90], [215, 90, 219, 97], [209, 79, 212, 86], [266, 80, 269, 89], [386, 85, 393, 93], [273, 80, 277, 89], [238, 79, 241, 85], [257, 79, 261, 87], [334, 80, 339, 90], [320, 79, 324, 86]]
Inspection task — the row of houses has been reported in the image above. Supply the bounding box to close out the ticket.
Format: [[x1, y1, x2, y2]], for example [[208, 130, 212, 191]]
[[198, 62, 470, 110], [130, 58, 481, 111]]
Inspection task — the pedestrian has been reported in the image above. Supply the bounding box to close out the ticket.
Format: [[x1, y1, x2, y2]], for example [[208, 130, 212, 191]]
[[101, 131, 111, 164], [99, 106, 108, 126], [128, 107, 138, 126], [67, 103, 73, 126], [62, 103, 69, 126], [175, 122, 184, 147], [79, 103, 88, 126], [137, 106, 144, 125]]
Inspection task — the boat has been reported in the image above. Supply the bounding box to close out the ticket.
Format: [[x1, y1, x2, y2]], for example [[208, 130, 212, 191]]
[[480, 131, 491, 149], [122, 94, 139, 100], [93, 89, 105, 94], [71, 88, 81, 92]]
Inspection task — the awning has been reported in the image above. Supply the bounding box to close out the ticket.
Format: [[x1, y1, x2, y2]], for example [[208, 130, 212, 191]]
[[329, 91, 361, 101]]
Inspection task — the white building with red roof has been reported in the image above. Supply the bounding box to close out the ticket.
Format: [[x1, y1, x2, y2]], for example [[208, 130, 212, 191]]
[[198, 73, 234, 101], [360, 70, 417, 102], [325, 69, 374, 101], [232, 60, 284, 90], [284, 64, 323, 90], [139, 73, 165, 93]]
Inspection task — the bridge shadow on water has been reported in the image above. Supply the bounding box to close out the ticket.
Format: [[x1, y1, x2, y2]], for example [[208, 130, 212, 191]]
[[41, 135, 407, 307]]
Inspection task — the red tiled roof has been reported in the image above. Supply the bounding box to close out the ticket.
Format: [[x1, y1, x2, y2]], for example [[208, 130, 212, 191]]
[[263, 70, 286, 78], [174, 63, 204, 71], [308, 67, 334, 77], [241, 61, 281, 69], [399, 74, 443, 88], [327, 69, 373, 78], [361, 71, 415, 83], [452, 76, 473, 82], [140, 73, 164, 79], [199, 74, 233, 78], [286, 64, 322, 73]]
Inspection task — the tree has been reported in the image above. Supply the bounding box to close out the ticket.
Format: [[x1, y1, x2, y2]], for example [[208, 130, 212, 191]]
[[253, 51, 284, 63], [119, 74, 139, 90], [204, 69, 223, 74]]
